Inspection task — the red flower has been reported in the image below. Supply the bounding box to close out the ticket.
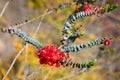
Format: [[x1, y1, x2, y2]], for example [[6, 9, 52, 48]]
[[37, 45, 69, 67], [84, 1, 88, 5], [83, 7, 91, 12], [83, 4, 93, 12], [103, 39, 111, 46]]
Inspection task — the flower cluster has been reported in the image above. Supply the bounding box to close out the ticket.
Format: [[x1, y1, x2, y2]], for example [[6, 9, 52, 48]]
[[37, 45, 69, 67]]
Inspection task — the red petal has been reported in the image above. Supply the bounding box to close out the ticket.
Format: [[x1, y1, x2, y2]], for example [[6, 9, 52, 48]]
[[48, 62, 53, 66], [53, 55, 59, 62], [84, 2, 88, 5], [55, 63, 60, 67]]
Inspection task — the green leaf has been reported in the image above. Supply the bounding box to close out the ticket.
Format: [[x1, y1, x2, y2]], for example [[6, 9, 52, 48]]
[[111, 4, 119, 10]]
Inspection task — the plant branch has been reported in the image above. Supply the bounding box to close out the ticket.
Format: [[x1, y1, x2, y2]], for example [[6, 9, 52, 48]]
[[1, 27, 43, 48], [60, 37, 106, 52]]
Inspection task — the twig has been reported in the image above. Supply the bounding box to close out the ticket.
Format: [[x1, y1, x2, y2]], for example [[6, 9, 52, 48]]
[[15, 9, 54, 28], [23, 44, 29, 80], [0, 0, 12, 17], [33, 9, 48, 38], [2, 46, 26, 80]]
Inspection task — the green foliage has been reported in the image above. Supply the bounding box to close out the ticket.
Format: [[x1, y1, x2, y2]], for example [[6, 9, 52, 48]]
[[104, 3, 118, 12]]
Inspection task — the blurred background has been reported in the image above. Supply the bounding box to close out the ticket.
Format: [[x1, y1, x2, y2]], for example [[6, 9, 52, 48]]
[[0, 0, 120, 80]]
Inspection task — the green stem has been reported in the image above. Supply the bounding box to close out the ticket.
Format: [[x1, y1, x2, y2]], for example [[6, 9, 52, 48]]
[[1, 28, 43, 48], [60, 37, 106, 52]]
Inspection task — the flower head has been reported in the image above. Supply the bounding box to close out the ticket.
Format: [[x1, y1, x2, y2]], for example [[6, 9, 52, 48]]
[[37, 45, 69, 67]]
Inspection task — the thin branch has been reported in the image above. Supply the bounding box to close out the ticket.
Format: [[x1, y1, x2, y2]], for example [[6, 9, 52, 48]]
[[0, 0, 12, 17], [2, 46, 26, 80], [15, 9, 54, 28], [23, 44, 29, 80], [33, 9, 48, 38]]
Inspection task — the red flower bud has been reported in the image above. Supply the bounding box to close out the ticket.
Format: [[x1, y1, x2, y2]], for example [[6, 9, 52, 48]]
[[103, 39, 111, 46]]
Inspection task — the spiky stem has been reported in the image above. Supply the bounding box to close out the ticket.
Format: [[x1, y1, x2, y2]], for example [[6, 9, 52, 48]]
[[1, 27, 43, 48]]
